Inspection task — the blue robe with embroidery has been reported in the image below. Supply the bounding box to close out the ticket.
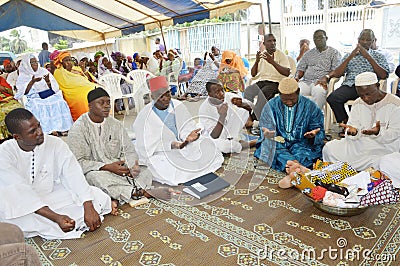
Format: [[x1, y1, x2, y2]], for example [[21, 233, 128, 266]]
[[254, 95, 325, 171]]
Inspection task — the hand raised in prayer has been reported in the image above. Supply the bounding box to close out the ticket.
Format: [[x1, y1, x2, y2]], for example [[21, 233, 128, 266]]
[[362, 121, 380, 136], [130, 160, 140, 178], [43, 74, 50, 83], [100, 160, 130, 177], [315, 78, 328, 90], [349, 45, 360, 59], [171, 129, 202, 149], [186, 128, 201, 143], [339, 123, 358, 136], [255, 51, 261, 62], [31, 75, 42, 84], [55, 214, 75, 232], [209, 52, 215, 61], [357, 44, 370, 58], [261, 51, 274, 64], [83, 201, 101, 232], [304, 128, 320, 139], [217, 103, 228, 121], [261, 127, 275, 139], [231, 97, 243, 108]]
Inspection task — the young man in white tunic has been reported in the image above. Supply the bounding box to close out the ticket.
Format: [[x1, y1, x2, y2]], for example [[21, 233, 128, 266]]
[[133, 76, 224, 186], [323, 72, 400, 170], [0, 108, 116, 240], [67, 87, 165, 203], [199, 79, 255, 153]]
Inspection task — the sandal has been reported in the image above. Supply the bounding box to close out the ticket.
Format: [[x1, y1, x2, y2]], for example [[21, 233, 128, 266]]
[[338, 130, 345, 138], [131, 187, 144, 200]]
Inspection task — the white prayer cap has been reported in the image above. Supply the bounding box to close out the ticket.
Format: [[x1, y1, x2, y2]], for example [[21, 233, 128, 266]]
[[355, 72, 378, 86], [278, 77, 298, 94]]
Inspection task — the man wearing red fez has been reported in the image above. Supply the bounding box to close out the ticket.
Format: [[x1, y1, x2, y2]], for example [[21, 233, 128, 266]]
[[133, 76, 224, 186]]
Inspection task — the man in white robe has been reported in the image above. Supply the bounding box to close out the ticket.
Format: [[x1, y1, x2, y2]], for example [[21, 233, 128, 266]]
[[67, 88, 154, 202], [323, 72, 400, 170], [379, 152, 400, 189], [199, 79, 255, 153], [0, 108, 113, 239], [133, 76, 224, 186]]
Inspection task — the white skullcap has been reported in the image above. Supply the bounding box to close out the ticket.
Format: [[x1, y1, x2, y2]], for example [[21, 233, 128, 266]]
[[355, 72, 378, 86], [278, 77, 298, 94]]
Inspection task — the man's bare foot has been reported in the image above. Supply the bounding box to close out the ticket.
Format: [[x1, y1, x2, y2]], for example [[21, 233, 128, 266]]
[[278, 174, 293, 189], [285, 160, 309, 174], [239, 139, 257, 150], [110, 200, 119, 216], [245, 117, 253, 128], [143, 187, 173, 201]]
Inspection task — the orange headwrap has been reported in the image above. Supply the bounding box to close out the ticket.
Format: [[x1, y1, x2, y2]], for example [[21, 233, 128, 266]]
[[3, 59, 11, 67], [219, 50, 248, 78], [54, 51, 71, 68]]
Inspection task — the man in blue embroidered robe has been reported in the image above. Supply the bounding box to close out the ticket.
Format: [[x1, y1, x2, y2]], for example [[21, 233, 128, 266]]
[[254, 77, 325, 171]]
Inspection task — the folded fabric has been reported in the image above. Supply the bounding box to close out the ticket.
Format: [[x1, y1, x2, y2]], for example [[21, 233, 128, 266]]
[[311, 186, 327, 201], [341, 171, 371, 192], [323, 191, 359, 208], [291, 172, 315, 197], [360, 180, 400, 206], [308, 161, 357, 184]]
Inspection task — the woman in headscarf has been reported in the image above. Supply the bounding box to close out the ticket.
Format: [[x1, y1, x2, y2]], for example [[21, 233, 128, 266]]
[[184, 46, 221, 97], [97, 57, 121, 77], [111, 52, 130, 75], [218, 50, 248, 93], [131, 52, 148, 71], [53, 51, 97, 121], [0, 76, 22, 141], [15, 54, 73, 135]]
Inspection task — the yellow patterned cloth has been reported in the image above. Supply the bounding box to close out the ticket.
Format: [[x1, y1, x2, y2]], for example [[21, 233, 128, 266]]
[[291, 172, 316, 197], [309, 160, 357, 184]]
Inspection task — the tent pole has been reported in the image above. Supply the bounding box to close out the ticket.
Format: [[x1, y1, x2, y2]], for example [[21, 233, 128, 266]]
[[247, 8, 250, 59], [266, 0, 272, 34], [159, 21, 167, 53], [103, 33, 110, 58], [259, 3, 266, 36]]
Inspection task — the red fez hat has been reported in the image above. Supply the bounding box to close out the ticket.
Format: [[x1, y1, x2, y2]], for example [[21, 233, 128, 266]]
[[149, 76, 169, 92], [3, 59, 11, 67]]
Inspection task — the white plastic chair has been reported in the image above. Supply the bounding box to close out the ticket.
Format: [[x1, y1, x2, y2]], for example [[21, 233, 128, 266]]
[[287, 55, 297, 78], [98, 73, 133, 116], [167, 58, 183, 96], [392, 78, 399, 94], [127, 70, 156, 113]]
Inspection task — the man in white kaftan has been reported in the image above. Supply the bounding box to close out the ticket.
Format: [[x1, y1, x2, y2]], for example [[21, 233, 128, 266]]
[[323, 72, 400, 170], [0, 108, 112, 239], [133, 76, 224, 186], [199, 79, 254, 153], [67, 88, 153, 202], [379, 152, 400, 188]]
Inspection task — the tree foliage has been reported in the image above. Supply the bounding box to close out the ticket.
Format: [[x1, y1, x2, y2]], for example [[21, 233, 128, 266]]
[[9, 29, 28, 54], [0, 36, 11, 51], [54, 39, 69, 50]]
